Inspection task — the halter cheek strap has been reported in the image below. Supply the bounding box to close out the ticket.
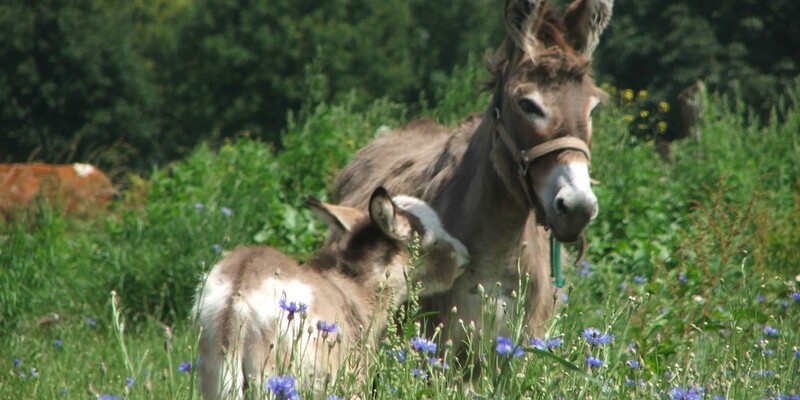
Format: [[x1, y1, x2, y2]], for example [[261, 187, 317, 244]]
[[492, 108, 591, 280]]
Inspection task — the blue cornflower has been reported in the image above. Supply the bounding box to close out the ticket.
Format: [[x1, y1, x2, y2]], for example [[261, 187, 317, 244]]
[[411, 368, 428, 379], [394, 349, 406, 363], [619, 282, 629, 291], [211, 243, 222, 253], [794, 349, 800, 359], [266, 375, 299, 400], [752, 370, 776, 378], [85, 317, 97, 328], [582, 327, 614, 346], [780, 300, 789, 308], [669, 386, 704, 400], [579, 261, 592, 276], [757, 294, 765, 303], [792, 292, 800, 302], [221, 207, 233, 217], [529, 338, 546, 350], [585, 356, 603, 368], [546, 337, 563, 349], [559, 292, 569, 302], [678, 273, 687, 283], [763, 325, 779, 337], [97, 395, 124, 400], [194, 203, 205, 210], [427, 357, 449, 369], [177, 361, 192, 372], [327, 396, 343, 400], [626, 360, 640, 369], [125, 377, 135, 387], [530, 337, 562, 350], [410, 337, 437, 354], [278, 299, 308, 320], [495, 336, 524, 358], [624, 376, 634, 386], [762, 349, 775, 356], [633, 276, 646, 284], [711, 396, 725, 400], [316, 320, 337, 333], [13, 358, 22, 367], [54, 339, 63, 348]]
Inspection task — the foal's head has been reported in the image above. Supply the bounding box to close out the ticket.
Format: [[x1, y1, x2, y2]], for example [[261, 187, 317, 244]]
[[308, 187, 470, 296], [491, 0, 612, 242]]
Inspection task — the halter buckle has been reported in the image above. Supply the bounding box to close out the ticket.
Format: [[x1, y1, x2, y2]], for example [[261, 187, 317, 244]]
[[518, 156, 529, 176]]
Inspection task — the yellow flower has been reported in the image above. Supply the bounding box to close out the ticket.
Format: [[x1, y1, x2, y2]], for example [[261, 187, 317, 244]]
[[658, 101, 670, 113], [639, 110, 650, 119], [623, 114, 634, 123], [637, 90, 648, 99], [657, 121, 668, 134], [622, 89, 634, 102], [600, 82, 617, 95]]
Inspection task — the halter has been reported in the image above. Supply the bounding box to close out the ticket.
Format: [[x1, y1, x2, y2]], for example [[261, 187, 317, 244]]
[[492, 107, 590, 288]]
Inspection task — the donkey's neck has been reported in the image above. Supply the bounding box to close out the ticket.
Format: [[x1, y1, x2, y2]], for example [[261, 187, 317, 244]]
[[439, 111, 532, 273]]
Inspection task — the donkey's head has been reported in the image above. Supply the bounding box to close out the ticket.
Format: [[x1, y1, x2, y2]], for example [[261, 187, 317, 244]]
[[491, 0, 612, 242], [308, 187, 470, 296]]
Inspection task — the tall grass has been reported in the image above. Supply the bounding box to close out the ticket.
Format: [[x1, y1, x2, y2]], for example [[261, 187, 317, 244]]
[[1, 69, 799, 398]]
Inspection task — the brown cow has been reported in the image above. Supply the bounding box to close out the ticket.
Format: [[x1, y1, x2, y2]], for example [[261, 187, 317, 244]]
[[0, 163, 115, 219]]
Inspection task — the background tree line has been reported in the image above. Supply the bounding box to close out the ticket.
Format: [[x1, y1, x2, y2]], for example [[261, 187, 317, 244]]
[[1, 0, 797, 172]]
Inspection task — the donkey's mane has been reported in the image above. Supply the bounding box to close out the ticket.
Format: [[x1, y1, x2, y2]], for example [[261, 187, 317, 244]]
[[485, 9, 590, 91]]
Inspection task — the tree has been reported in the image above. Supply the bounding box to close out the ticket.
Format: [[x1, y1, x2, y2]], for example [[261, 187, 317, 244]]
[[0, 0, 161, 169], [161, 0, 418, 147], [595, 0, 800, 139]]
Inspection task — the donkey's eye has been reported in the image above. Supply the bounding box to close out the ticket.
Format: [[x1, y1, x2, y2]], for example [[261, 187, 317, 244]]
[[518, 98, 545, 118]]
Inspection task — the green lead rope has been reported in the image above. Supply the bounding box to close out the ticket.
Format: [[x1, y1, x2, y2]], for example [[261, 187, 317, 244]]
[[550, 235, 565, 288]]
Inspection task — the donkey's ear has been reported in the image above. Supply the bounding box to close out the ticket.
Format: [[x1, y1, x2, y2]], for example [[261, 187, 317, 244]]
[[564, 0, 613, 55], [369, 187, 413, 241], [306, 197, 365, 233], [504, 0, 547, 55]]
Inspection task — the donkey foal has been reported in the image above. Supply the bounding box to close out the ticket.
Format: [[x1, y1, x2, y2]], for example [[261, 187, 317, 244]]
[[193, 187, 469, 399]]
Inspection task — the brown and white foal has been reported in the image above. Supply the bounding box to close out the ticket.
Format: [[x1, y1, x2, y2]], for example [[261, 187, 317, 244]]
[[192, 187, 469, 399]]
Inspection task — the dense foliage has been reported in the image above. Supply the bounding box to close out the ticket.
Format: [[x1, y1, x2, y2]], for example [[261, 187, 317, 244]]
[[597, 0, 800, 137], [0, 0, 504, 170], [0, 0, 160, 169], [6, 1, 795, 170]]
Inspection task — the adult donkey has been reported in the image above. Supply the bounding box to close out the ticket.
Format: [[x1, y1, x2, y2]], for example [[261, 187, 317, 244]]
[[334, 0, 613, 348]]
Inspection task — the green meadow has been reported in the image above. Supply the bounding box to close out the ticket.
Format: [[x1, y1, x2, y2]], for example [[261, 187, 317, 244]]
[[2, 64, 799, 399]]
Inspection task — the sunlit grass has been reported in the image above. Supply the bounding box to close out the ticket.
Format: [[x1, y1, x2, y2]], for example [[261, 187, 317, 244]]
[[2, 74, 800, 398]]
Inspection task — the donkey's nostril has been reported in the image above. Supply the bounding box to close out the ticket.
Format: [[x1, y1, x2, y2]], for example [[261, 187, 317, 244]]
[[553, 191, 597, 222], [555, 197, 569, 215]]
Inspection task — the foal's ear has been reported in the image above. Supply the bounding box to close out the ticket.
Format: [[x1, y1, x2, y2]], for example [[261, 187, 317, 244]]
[[369, 187, 413, 241], [564, 0, 613, 55], [306, 197, 365, 233]]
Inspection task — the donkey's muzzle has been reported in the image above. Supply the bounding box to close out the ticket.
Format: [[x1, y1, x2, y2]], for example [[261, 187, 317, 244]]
[[550, 188, 598, 242]]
